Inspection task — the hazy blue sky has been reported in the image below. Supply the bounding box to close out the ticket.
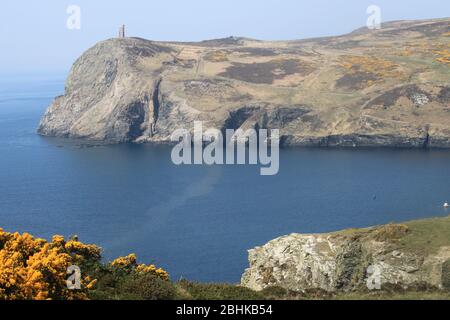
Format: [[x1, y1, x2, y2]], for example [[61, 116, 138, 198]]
[[0, 0, 448, 75]]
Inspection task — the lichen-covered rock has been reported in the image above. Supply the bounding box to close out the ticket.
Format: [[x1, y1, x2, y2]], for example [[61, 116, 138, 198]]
[[241, 220, 450, 292]]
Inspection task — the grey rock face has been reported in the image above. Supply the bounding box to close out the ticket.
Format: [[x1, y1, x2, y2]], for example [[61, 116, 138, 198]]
[[38, 38, 174, 143], [39, 19, 450, 147], [241, 223, 450, 292]]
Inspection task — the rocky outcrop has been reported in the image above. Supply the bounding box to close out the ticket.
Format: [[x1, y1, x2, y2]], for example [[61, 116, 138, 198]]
[[241, 218, 450, 292], [39, 18, 450, 147]]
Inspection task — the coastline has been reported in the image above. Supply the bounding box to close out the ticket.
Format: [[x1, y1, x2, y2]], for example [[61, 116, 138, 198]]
[[1, 215, 449, 300]]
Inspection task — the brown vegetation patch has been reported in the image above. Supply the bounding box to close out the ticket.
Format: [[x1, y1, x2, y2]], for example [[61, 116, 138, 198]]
[[380, 21, 450, 38], [367, 85, 432, 108], [219, 59, 314, 84], [437, 86, 450, 103], [195, 36, 247, 47], [336, 72, 378, 90], [373, 224, 409, 242]]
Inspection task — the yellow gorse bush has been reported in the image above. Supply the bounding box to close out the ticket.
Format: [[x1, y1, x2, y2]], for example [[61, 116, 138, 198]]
[[0, 229, 91, 300], [111, 253, 137, 268], [136, 263, 170, 281], [338, 55, 404, 86], [433, 49, 450, 65], [0, 228, 170, 300], [64, 239, 102, 262], [111, 254, 170, 281]]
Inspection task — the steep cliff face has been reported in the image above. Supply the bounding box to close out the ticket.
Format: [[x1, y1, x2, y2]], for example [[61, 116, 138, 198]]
[[39, 18, 450, 147], [241, 217, 450, 292], [38, 38, 174, 143]]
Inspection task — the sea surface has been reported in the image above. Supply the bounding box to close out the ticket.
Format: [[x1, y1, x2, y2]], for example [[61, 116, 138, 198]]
[[0, 75, 449, 282]]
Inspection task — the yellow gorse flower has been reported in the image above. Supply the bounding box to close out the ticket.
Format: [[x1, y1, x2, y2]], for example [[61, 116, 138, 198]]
[[111, 253, 137, 268], [0, 229, 92, 300], [0, 228, 170, 299], [112, 255, 170, 281]]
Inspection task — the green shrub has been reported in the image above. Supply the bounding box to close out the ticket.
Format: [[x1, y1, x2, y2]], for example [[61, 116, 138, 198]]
[[86, 264, 176, 300], [119, 273, 176, 300], [260, 286, 289, 298], [176, 280, 265, 300]]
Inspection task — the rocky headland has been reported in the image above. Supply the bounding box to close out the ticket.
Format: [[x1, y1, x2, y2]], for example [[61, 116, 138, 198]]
[[241, 216, 450, 293], [38, 18, 450, 148]]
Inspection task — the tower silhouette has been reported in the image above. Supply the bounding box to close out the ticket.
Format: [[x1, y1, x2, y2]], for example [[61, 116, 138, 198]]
[[119, 25, 126, 38]]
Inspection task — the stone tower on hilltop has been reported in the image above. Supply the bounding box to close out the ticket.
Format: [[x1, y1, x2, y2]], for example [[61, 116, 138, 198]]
[[118, 25, 126, 38]]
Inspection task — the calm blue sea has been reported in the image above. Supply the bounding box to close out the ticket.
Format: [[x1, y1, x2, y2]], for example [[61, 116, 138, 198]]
[[0, 75, 449, 283]]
